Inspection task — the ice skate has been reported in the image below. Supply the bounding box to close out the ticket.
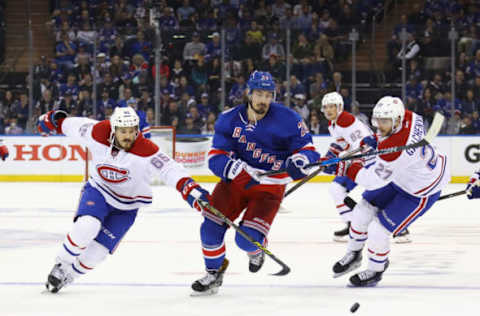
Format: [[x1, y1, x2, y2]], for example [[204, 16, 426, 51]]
[[45, 262, 74, 293], [248, 251, 265, 273], [191, 259, 229, 296], [332, 250, 362, 278], [333, 222, 351, 242], [349, 260, 389, 287]]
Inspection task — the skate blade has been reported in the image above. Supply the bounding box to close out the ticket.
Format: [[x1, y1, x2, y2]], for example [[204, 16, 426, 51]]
[[190, 287, 219, 297], [393, 235, 412, 244], [333, 261, 361, 278], [332, 235, 348, 243], [347, 281, 379, 288]]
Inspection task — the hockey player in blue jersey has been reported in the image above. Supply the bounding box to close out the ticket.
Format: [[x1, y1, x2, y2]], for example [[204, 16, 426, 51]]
[[467, 170, 480, 199], [192, 71, 320, 295]]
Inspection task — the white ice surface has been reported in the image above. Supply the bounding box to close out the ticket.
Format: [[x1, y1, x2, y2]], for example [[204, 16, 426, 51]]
[[1, 182, 479, 316]]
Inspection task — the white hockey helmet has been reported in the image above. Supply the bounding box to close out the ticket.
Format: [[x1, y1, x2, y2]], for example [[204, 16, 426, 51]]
[[321, 92, 344, 115], [371, 96, 405, 134], [109, 106, 140, 142]]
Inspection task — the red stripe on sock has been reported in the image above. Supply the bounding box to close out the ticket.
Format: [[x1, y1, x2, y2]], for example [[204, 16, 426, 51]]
[[79, 260, 93, 270], [202, 244, 226, 257], [350, 226, 367, 235], [67, 234, 86, 250]]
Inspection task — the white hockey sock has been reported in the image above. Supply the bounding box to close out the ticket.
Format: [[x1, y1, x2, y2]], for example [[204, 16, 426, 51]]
[[71, 240, 109, 278], [57, 215, 102, 264], [329, 182, 352, 222], [366, 220, 391, 272], [347, 199, 378, 252]]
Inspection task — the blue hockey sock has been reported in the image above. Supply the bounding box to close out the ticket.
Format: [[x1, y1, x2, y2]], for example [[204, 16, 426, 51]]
[[200, 218, 228, 271]]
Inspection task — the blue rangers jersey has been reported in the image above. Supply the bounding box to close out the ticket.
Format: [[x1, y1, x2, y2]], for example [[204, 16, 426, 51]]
[[208, 102, 320, 185]]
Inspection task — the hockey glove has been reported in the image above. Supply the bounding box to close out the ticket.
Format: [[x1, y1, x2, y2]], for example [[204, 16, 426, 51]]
[[327, 142, 345, 157], [360, 135, 378, 150], [37, 110, 68, 135], [466, 171, 480, 200], [335, 159, 363, 181], [0, 142, 8, 161], [178, 178, 211, 212], [224, 159, 259, 189], [286, 153, 310, 180]]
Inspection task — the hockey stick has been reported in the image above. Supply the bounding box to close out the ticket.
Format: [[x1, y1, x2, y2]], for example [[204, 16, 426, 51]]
[[283, 147, 364, 198], [197, 200, 291, 276], [261, 112, 445, 177], [438, 189, 467, 201], [343, 190, 468, 211]]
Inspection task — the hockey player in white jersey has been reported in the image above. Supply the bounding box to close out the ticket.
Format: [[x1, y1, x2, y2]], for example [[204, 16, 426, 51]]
[[37, 108, 210, 293], [320, 92, 373, 241], [466, 170, 480, 199], [330, 96, 449, 287], [0, 139, 8, 161]]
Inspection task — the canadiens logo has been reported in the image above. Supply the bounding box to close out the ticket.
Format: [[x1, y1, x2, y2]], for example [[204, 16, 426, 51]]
[[96, 164, 130, 184]]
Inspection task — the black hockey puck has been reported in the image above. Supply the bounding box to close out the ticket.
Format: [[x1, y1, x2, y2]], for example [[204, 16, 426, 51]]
[[350, 302, 360, 313]]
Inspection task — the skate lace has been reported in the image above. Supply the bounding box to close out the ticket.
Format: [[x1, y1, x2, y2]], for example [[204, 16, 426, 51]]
[[339, 252, 356, 266], [248, 252, 264, 266], [51, 263, 74, 286], [198, 272, 217, 286], [357, 270, 377, 281]]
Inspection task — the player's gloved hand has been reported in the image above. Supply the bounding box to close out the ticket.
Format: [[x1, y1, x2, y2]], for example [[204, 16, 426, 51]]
[[37, 110, 68, 136], [178, 178, 211, 212], [327, 143, 345, 157], [335, 159, 363, 181], [225, 159, 259, 189], [466, 171, 480, 200], [360, 135, 378, 150], [0, 142, 8, 161], [286, 153, 310, 180]]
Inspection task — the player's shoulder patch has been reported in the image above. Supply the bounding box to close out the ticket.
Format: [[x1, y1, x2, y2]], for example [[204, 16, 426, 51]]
[[336, 111, 355, 128], [378, 111, 413, 162], [128, 135, 159, 157], [91, 120, 111, 146]]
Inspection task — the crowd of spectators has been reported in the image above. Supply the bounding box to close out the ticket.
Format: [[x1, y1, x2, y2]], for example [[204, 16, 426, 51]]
[[0, 0, 6, 65], [0, 0, 479, 136], [387, 0, 480, 134]]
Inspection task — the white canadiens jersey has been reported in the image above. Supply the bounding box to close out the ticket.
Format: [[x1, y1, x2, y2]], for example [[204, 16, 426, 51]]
[[62, 117, 191, 210], [355, 110, 450, 197], [328, 111, 372, 150]]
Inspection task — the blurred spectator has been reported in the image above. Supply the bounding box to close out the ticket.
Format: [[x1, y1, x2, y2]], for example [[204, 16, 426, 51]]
[[329, 72, 344, 93], [463, 89, 479, 114], [459, 116, 476, 134], [309, 111, 321, 134], [188, 105, 204, 130], [179, 116, 201, 134], [130, 31, 152, 60], [262, 34, 285, 61], [293, 93, 309, 122], [183, 32, 206, 61], [56, 32, 77, 70], [177, 0, 196, 22], [465, 49, 480, 80], [228, 75, 247, 105], [309, 72, 327, 100], [352, 101, 369, 127], [191, 55, 208, 87], [246, 20, 264, 44], [205, 32, 222, 60], [5, 118, 24, 135], [13, 93, 29, 129]]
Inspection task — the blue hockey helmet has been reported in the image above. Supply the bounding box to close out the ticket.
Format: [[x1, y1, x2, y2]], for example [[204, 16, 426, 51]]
[[247, 71, 276, 95]]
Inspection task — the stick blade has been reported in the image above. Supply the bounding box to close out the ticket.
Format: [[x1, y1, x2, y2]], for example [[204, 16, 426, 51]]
[[270, 265, 291, 276], [424, 112, 444, 144]]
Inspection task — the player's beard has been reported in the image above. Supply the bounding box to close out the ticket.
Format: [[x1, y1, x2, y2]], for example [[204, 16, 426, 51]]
[[114, 137, 134, 151], [249, 101, 268, 115]]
